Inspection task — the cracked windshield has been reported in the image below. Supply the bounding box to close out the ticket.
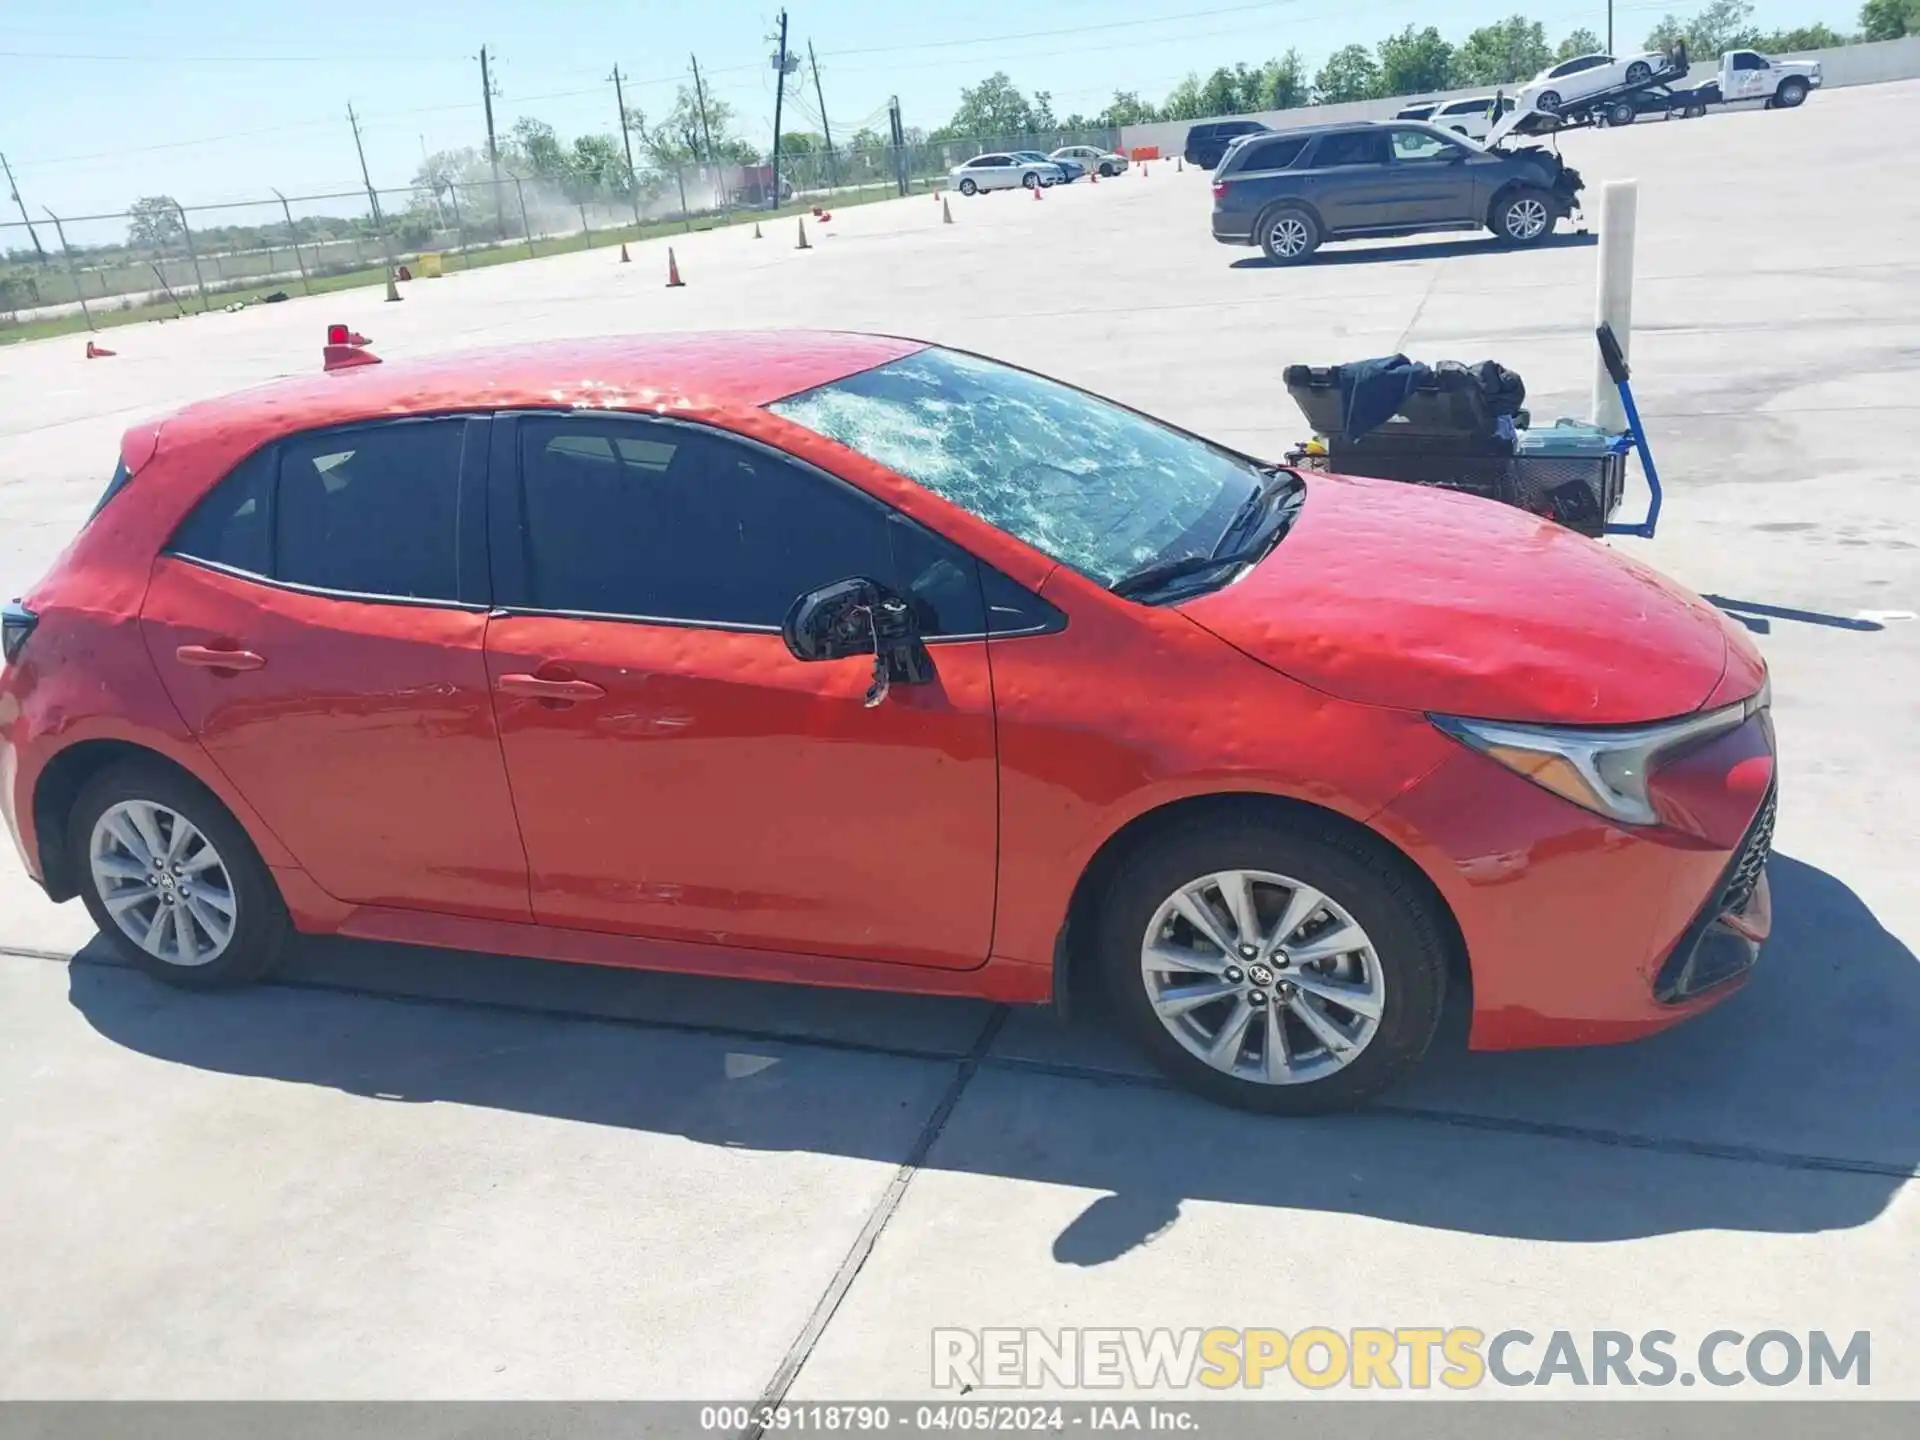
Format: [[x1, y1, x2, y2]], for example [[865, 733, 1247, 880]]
[[772, 346, 1261, 585]]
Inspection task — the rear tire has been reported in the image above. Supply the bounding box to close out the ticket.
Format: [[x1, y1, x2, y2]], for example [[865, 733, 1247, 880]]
[[1776, 78, 1808, 107], [1257, 205, 1320, 265], [1625, 61, 1653, 85], [70, 760, 289, 990], [1095, 815, 1448, 1114], [1607, 101, 1636, 127], [1493, 187, 1555, 245]]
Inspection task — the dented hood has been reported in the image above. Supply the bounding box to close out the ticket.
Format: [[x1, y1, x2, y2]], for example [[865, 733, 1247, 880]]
[[1178, 472, 1729, 725]]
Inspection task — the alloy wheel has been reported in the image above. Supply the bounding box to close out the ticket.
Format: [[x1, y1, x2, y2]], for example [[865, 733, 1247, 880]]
[[1267, 215, 1311, 257], [1505, 197, 1549, 240], [1139, 869, 1387, 1085], [90, 799, 238, 967]]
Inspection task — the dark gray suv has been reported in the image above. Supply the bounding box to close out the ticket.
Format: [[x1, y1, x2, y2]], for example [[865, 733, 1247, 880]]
[[1210, 121, 1584, 265]]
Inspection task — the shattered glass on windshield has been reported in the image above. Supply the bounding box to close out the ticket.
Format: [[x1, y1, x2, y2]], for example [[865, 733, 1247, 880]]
[[769, 347, 1259, 586]]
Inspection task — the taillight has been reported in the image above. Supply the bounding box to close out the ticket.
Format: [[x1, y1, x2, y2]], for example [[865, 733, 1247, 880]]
[[2, 600, 36, 665], [1212, 181, 1229, 200]]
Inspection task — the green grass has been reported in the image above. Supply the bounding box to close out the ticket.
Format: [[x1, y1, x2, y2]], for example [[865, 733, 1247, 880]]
[[0, 180, 940, 348]]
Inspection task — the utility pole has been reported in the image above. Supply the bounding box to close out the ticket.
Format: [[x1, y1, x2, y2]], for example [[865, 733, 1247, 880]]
[[611, 65, 642, 223], [480, 45, 504, 231], [0, 151, 48, 262], [348, 103, 402, 283], [691, 55, 717, 163], [1606, 3, 1613, 53], [769, 9, 791, 210], [808, 41, 838, 187]]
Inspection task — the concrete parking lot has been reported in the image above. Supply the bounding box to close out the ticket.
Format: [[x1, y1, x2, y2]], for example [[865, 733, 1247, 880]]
[[2, 80, 1916, 1403]]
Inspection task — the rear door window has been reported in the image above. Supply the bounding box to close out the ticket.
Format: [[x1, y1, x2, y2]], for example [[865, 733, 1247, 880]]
[[1307, 131, 1391, 168], [167, 419, 469, 603], [275, 423, 464, 601]]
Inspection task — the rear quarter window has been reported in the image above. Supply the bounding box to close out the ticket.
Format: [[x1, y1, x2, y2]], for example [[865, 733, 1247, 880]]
[[88, 459, 133, 521], [1231, 136, 1307, 171]]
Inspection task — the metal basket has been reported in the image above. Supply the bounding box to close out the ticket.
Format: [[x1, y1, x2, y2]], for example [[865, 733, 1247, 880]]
[[1287, 448, 1625, 538]]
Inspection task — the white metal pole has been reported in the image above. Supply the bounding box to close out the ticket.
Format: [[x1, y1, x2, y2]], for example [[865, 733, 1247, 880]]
[[1591, 179, 1637, 431]]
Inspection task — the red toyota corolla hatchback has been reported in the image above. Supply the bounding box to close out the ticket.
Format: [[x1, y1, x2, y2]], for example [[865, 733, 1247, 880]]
[[1, 332, 1776, 1112]]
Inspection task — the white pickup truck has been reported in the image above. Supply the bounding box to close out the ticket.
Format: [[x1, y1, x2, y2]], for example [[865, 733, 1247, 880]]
[[1661, 48, 1823, 117]]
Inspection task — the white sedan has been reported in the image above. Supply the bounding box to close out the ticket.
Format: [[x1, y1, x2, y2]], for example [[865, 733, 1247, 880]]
[[949, 153, 1065, 195], [1516, 51, 1668, 116], [1050, 144, 1129, 177]]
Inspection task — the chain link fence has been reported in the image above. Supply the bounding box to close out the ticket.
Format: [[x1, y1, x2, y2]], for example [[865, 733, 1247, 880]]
[[1, 127, 1123, 339]]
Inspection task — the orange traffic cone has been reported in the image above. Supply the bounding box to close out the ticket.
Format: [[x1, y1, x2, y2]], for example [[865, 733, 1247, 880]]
[[1032, 182, 1044, 201], [619, 243, 631, 263], [395, 263, 412, 281], [85, 339, 116, 358], [1089, 170, 1099, 183], [665, 248, 685, 287], [796, 217, 811, 250], [818, 210, 832, 223], [934, 188, 942, 201]]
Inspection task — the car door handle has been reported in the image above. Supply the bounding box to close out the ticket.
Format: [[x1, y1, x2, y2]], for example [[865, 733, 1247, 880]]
[[175, 644, 266, 672], [497, 673, 606, 702]]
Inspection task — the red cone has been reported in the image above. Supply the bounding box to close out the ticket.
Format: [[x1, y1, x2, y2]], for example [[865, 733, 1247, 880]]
[[85, 340, 116, 358], [665, 248, 685, 287]]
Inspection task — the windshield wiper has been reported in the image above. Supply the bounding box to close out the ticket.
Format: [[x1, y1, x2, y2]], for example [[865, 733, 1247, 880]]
[[1110, 471, 1304, 601]]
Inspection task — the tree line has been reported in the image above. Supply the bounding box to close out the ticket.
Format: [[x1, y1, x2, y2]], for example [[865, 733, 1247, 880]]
[[957, 1, 1913, 127]]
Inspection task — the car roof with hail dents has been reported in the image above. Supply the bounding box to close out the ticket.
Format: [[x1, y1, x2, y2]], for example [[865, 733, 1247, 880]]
[[139, 330, 928, 458]]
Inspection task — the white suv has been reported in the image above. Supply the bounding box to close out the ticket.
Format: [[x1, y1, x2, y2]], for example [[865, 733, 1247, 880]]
[[1429, 94, 1517, 141]]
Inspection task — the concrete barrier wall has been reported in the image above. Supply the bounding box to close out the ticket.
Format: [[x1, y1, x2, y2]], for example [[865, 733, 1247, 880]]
[[1121, 35, 1920, 158]]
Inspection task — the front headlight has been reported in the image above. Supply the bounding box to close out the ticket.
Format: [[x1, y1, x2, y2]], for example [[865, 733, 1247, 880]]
[[1431, 678, 1770, 826]]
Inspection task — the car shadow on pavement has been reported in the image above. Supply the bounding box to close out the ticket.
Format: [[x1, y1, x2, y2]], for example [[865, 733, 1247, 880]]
[[64, 849, 1916, 1256], [1230, 231, 1598, 269]]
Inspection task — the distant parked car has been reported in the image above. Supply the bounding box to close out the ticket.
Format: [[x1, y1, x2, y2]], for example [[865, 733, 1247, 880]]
[[1516, 51, 1668, 116], [1012, 150, 1081, 182], [1210, 121, 1584, 264], [949, 153, 1063, 195], [1184, 119, 1271, 170], [1050, 144, 1128, 177], [1429, 94, 1517, 141], [1393, 103, 1439, 121]]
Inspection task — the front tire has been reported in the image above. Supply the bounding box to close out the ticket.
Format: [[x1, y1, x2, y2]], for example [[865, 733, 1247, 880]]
[[1022, 171, 1041, 190], [1537, 88, 1563, 113], [1493, 187, 1554, 245], [1099, 162, 1116, 177], [1095, 815, 1448, 1114], [1776, 78, 1808, 107], [1257, 205, 1320, 264], [71, 760, 289, 990], [958, 178, 978, 196]]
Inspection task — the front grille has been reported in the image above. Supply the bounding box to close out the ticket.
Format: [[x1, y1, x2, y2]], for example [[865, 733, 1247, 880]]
[[1652, 783, 1776, 1003], [1720, 787, 1776, 916]]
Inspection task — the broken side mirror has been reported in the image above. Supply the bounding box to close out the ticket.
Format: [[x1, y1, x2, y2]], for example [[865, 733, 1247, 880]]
[[782, 578, 934, 708]]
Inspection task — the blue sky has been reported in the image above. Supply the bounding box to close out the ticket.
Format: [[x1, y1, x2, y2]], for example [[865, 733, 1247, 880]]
[[2, 0, 1856, 218]]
